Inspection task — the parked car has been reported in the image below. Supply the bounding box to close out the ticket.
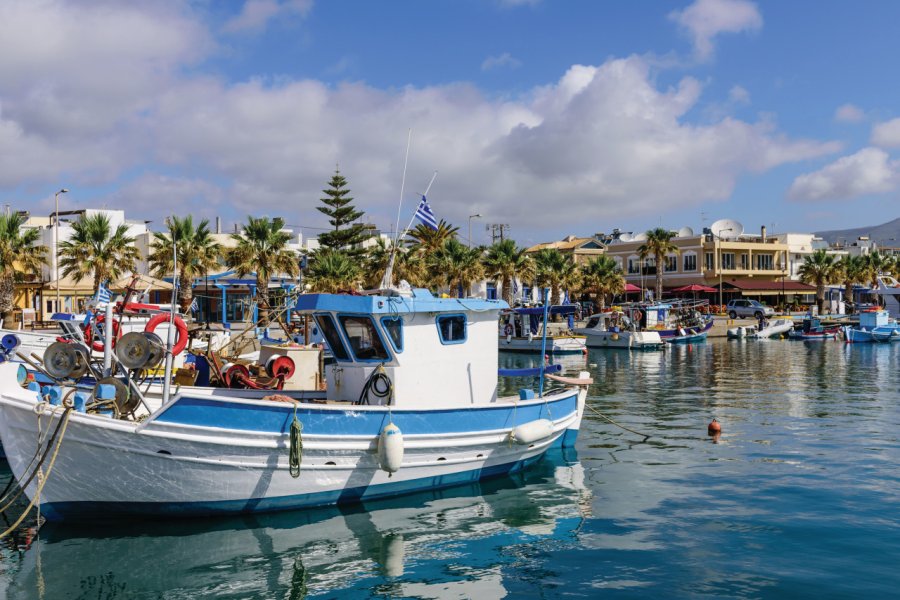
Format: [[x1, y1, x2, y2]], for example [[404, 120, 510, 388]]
[[726, 299, 775, 319]]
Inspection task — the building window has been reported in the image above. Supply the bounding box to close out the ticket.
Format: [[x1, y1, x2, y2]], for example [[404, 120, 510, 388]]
[[627, 256, 640, 274], [756, 254, 773, 270], [683, 254, 697, 272], [486, 284, 498, 300], [664, 255, 678, 272], [721, 253, 735, 270], [339, 315, 390, 361], [705, 252, 714, 271], [436, 314, 467, 344], [642, 258, 657, 276], [740, 254, 749, 270]]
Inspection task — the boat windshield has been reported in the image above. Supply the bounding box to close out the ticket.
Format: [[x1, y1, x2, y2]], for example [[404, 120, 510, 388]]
[[339, 315, 390, 361]]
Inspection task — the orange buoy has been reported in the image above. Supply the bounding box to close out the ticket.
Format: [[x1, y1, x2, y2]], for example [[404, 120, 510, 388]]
[[707, 418, 721, 435]]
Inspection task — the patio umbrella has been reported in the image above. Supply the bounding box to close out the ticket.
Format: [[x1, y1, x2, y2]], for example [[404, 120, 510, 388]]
[[623, 283, 641, 293], [670, 284, 717, 293]]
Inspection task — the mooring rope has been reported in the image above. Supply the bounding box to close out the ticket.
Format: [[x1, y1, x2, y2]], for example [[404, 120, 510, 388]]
[[585, 402, 651, 442], [289, 402, 303, 479], [0, 407, 73, 540]]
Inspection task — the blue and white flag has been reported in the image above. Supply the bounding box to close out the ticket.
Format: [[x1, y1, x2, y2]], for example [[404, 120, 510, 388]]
[[95, 282, 111, 304], [563, 290, 570, 305], [189, 298, 199, 314], [414, 195, 438, 231], [513, 278, 519, 294]]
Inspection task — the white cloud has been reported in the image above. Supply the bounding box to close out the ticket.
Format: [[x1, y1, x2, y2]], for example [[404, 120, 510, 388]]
[[728, 85, 750, 104], [481, 53, 522, 72], [870, 118, 900, 148], [222, 0, 313, 34], [788, 148, 899, 201], [834, 103, 865, 123], [669, 0, 763, 60], [0, 5, 839, 235]]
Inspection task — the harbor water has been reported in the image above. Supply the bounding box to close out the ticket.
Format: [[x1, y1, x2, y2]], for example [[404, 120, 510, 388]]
[[1, 339, 899, 598]]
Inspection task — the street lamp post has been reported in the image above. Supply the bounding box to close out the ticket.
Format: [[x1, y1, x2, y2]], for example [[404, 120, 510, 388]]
[[54, 188, 68, 312], [715, 228, 733, 308], [468, 214, 482, 248]]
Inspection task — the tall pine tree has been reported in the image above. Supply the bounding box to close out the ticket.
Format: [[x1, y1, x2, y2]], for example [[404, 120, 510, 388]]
[[316, 169, 370, 253]]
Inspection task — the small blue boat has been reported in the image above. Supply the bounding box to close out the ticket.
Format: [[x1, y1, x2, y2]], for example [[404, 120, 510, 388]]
[[842, 309, 900, 343]]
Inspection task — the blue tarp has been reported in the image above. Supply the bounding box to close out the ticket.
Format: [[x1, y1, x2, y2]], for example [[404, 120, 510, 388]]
[[498, 364, 563, 377]]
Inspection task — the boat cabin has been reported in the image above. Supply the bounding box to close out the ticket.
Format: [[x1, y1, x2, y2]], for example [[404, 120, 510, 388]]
[[295, 289, 507, 408]]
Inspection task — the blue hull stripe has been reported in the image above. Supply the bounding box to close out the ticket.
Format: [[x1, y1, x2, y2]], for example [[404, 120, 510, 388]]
[[38, 454, 545, 521], [154, 394, 578, 436]]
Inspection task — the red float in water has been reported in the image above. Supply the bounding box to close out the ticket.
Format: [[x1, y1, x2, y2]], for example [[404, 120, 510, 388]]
[[708, 418, 722, 435]]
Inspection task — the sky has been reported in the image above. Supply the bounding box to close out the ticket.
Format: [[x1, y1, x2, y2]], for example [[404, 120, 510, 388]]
[[2, 0, 899, 247]]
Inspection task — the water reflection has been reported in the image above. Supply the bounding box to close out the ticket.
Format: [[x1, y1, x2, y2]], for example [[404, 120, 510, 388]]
[[5, 450, 590, 600]]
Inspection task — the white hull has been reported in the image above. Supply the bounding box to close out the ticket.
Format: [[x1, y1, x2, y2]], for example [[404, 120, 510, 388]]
[[0, 379, 584, 520], [748, 319, 793, 339], [499, 335, 586, 354], [583, 330, 663, 350]]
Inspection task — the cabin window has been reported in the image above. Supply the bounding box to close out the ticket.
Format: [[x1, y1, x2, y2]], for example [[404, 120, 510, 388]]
[[314, 314, 350, 361], [339, 316, 390, 361], [380, 316, 403, 353], [436, 314, 467, 344]]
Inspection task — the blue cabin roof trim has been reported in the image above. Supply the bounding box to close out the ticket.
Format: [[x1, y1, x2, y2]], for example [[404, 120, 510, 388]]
[[295, 289, 508, 315]]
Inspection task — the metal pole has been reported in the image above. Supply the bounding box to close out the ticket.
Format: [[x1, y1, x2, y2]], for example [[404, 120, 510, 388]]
[[162, 236, 178, 405], [103, 300, 113, 376], [538, 288, 550, 398], [53, 188, 68, 311]]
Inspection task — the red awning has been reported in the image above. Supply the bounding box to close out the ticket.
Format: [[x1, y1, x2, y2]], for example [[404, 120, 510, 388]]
[[623, 283, 641, 292], [671, 284, 717, 293]]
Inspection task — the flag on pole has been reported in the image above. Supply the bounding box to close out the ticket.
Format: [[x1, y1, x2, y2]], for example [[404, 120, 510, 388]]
[[414, 195, 438, 230], [189, 298, 199, 314], [95, 282, 111, 304], [563, 289, 570, 305]]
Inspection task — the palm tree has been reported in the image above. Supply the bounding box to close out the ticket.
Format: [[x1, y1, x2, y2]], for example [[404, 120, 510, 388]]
[[225, 216, 299, 326], [428, 238, 484, 297], [364, 238, 425, 289], [0, 213, 47, 322], [406, 220, 459, 256], [533, 248, 581, 307], [637, 228, 679, 300], [149, 216, 221, 314], [836, 254, 866, 313], [863, 250, 888, 288], [306, 248, 362, 293], [798, 249, 839, 313], [482, 239, 534, 305], [58, 213, 140, 293], [580, 256, 625, 311]]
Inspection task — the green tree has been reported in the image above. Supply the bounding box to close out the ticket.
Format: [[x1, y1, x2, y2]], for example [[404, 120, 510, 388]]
[[316, 170, 370, 254], [407, 219, 460, 288], [306, 248, 362, 293], [637, 228, 679, 301], [149, 216, 222, 315], [580, 256, 625, 311], [364, 238, 425, 289], [428, 238, 484, 297], [798, 249, 839, 313], [58, 213, 140, 294], [0, 213, 47, 321], [863, 250, 888, 288], [836, 254, 866, 313], [533, 248, 581, 307], [226, 216, 299, 326], [482, 239, 534, 305]]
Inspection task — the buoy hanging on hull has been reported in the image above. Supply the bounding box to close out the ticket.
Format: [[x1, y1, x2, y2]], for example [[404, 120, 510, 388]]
[[510, 419, 554, 445], [378, 423, 404, 475]]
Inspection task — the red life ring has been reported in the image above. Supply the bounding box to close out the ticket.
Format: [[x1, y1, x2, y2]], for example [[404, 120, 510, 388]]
[[82, 316, 121, 352], [144, 313, 189, 356], [504, 323, 513, 336], [633, 309, 643, 321]]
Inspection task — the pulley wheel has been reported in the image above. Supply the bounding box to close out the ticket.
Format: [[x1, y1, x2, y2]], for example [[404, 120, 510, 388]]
[[142, 332, 165, 368], [69, 344, 92, 379], [222, 363, 251, 389], [265, 354, 295, 379], [43, 342, 79, 379], [93, 377, 138, 415], [116, 332, 152, 370]]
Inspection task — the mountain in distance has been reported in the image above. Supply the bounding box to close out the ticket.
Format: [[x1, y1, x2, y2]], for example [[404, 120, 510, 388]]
[[814, 217, 900, 246]]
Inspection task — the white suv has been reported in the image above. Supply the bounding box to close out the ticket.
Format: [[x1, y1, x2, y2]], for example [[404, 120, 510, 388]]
[[726, 299, 775, 319]]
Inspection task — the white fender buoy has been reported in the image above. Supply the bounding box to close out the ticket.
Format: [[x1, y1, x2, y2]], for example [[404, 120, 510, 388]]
[[510, 419, 554, 445], [527, 332, 534, 343], [378, 422, 404, 474], [506, 333, 512, 343]]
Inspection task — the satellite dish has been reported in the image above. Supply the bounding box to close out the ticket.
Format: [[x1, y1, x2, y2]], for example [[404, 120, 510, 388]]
[[678, 226, 694, 238], [709, 219, 743, 240], [633, 232, 648, 242], [618, 232, 634, 242]]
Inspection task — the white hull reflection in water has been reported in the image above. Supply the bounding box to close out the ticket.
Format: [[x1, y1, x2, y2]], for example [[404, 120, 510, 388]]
[[6, 450, 589, 599]]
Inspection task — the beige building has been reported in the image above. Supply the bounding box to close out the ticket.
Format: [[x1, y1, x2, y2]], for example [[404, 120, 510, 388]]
[[525, 235, 605, 265]]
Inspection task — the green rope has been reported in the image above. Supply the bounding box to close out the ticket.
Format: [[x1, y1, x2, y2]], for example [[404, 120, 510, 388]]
[[289, 403, 303, 479]]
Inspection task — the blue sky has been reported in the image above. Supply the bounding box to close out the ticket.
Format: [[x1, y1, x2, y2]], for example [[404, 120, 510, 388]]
[[1, 0, 898, 247]]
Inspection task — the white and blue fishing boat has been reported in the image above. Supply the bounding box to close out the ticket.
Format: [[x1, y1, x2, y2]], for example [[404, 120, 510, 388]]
[[842, 309, 900, 343], [499, 305, 586, 354], [0, 288, 589, 521]]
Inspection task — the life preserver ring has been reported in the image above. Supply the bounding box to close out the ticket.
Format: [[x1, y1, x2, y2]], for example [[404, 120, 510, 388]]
[[82, 315, 121, 352], [633, 309, 643, 322], [144, 313, 188, 356], [504, 323, 513, 336]]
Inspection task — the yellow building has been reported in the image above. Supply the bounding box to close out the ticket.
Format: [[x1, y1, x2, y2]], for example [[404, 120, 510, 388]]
[[525, 235, 606, 265]]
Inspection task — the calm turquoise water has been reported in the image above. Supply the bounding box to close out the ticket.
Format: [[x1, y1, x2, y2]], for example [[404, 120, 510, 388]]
[[1, 339, 899, 598]]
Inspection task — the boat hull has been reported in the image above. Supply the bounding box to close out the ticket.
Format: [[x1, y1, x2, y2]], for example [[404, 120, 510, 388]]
[[584, 330, 663, 350], [0, 383, 584, 521], [498, 336, 586, 354]]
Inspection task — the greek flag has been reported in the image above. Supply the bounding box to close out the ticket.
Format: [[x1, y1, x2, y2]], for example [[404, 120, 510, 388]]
[[96, 282, 111, 304], [189, 298, 199, 314], [414, 195, 438, 231], [563, 290, 570, 305]]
